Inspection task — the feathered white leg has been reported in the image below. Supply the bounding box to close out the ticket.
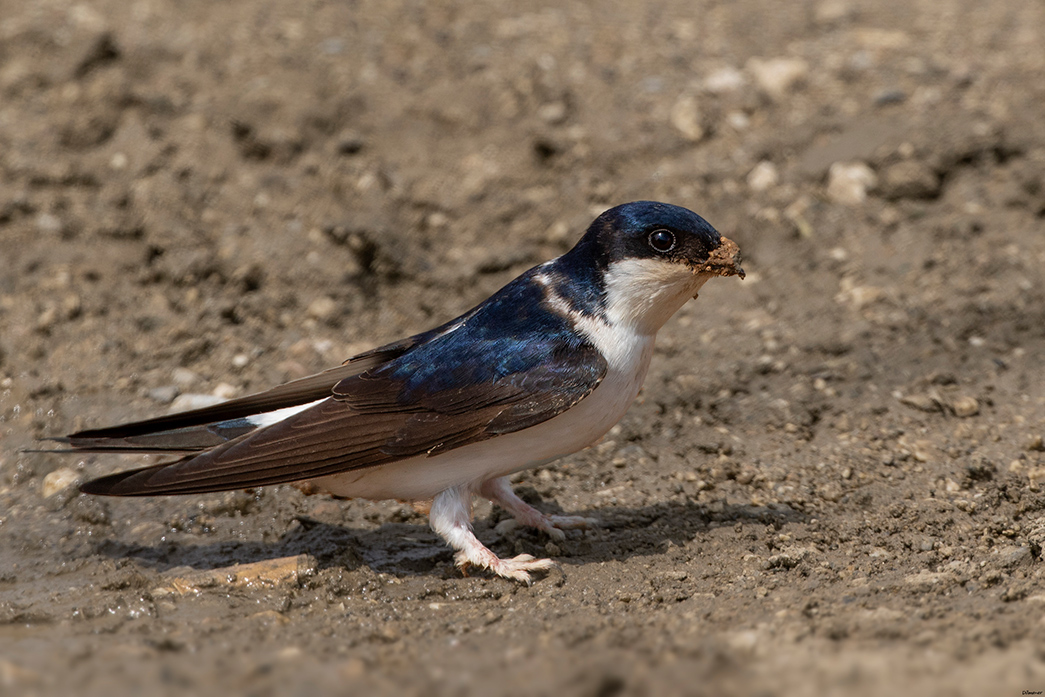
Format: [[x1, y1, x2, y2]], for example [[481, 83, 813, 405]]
[[479, 476, 597, 541], [429, 485, 555, 584]]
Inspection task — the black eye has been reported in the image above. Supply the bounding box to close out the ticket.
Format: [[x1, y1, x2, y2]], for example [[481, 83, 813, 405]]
[[648, 229, 676, 253]]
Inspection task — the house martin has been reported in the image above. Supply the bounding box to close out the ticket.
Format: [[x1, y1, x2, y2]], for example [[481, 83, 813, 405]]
[[57, 201, 744, 583]]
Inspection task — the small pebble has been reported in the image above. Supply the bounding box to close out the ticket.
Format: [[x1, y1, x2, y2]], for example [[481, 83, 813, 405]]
[[307, 296, 338, 321], [726, 111, 750, 130], [172, 367, 201, 389], [211, 382, 239, 399], [41, 468, 82, 499], [747, 57, 808, 98], [827, 161, 877, 205], [670, 94, 704, 142], [35, 306, 59, 332], [873, 89, 906, 106], [877, 160, 940, 200], [336, 130, 364, 155], [704, 66, 746, 93], [169, 393, 227, 412], [537, 101, 568, 124], [747, 161, 779, 192], [36, 213, 62, 234], [951, 396, 979, 418], [148, 385, 179, 404], [994, 546, 1032, 568]]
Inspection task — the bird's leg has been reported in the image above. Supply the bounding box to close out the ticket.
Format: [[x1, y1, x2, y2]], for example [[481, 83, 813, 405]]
[[479, 476, 597, 542], [429, 485, 555, 584]]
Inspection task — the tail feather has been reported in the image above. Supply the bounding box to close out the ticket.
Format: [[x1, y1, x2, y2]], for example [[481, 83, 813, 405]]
[[66, 364, 367, 443], [55, 355, 392, 454], [64, 333, 421, 443], [52, 419, 258, 453]]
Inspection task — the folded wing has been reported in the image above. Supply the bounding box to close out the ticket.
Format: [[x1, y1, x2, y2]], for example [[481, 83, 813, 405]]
[[80, 341, 605, 496], [76, 275, 607, 496]]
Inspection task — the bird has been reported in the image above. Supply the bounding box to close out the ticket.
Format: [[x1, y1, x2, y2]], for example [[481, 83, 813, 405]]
[[55, 201, 744, 583]]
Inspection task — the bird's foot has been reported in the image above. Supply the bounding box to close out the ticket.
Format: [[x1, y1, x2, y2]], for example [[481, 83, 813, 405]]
[[430, 485, 557, 584], [454, 548, 556, 585], [497, 511, 598, 541], [480, 476, 598, 541]]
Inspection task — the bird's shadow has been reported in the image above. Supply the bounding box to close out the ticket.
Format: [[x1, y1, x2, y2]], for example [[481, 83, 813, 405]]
[[90, 496, 807, 580]]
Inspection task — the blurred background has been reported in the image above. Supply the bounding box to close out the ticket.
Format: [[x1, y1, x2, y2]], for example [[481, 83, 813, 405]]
[[1, 1, 1044, 695]]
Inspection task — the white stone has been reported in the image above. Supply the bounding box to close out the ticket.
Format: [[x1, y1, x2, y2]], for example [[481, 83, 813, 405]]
[[827, 162, 877, 205], [726, 111, 750, 130], [172, 367, 201, 389], [212, 382, 239, 399], [747, 161, 779, 192], [670, 95, 704, 142], [36, 213, 62, 234], [42, 468, 81, 499], [307, 296, 338, 321], [704, 66, 746, 94], [951, 396, 979, 418], [169, 393, 227, 413], [747, 57, 809, 98]]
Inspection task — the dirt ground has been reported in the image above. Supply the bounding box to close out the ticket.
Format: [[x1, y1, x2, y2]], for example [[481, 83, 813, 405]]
[[2, 0, 1045, 695]]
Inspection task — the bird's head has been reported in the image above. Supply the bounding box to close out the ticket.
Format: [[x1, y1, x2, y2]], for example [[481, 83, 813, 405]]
[[561, 201, 744, 334]]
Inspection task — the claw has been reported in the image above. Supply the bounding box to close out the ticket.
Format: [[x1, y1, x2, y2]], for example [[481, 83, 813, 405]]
[[453, 550, 557, 584]]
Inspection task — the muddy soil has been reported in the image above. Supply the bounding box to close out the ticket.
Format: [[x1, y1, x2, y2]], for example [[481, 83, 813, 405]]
[[2, 0, 1045, 695]]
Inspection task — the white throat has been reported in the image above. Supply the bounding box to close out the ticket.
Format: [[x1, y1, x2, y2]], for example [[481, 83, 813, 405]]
[[538, 258, 709, 372], [602, 258, 711, 336]]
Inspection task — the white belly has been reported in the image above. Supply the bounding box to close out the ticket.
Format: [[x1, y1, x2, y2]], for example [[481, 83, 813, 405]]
[[310, 334, 655, 501]]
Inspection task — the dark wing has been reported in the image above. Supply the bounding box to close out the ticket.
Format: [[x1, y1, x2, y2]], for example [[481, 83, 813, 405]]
[[79, 272, 608, 496], [56, 335, 426, 453], [80, 341, 606, 496]]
